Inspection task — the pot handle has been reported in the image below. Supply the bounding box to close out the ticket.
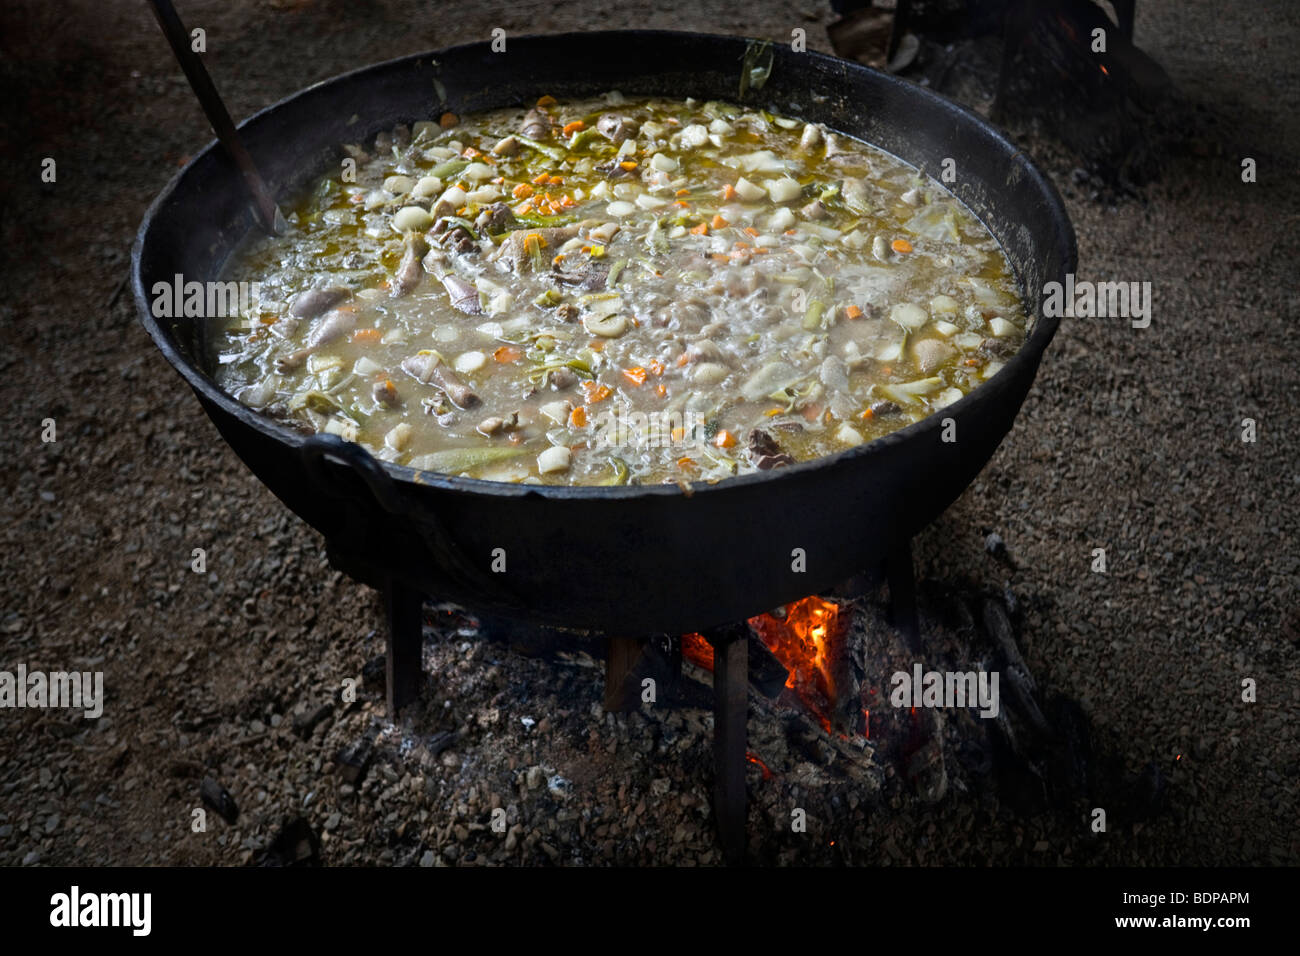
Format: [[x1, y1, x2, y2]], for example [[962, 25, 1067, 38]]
[[300, 433, 405, 514]]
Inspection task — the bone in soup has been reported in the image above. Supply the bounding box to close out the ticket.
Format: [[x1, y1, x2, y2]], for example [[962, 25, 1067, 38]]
[[212, 93, 1027, 486]]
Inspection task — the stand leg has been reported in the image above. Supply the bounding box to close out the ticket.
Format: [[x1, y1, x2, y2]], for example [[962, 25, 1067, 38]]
[[604, 636, 646, 712], [706, 624, 748, 866], [384, 577, 424, 716], [886, 538, 922, 654]]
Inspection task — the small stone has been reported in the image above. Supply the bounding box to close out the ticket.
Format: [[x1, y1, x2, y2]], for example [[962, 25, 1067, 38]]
[[419, 850, 435, 867], [984, 532, 1008, 561], [525, 765, 545, 790], [324, 812, 341, 831]]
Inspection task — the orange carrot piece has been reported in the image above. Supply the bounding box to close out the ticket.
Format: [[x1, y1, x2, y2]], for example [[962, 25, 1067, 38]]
[[570, 406, 588, 427], [845, 304, 863, 320], [891, 238, 913, 254], [743, 226, 759, 237], [512, 182, 534, 199], [439, 112, 458, 128], [536, 95, 557, 107], [671, 427, 687, 442], [713, 429, 737, 449], [562, 120, 585, 136], [619, 160, 638, 171], [622, 367, 648, 387], [351, 327, 383, 344], [721, 184, 737, 201], [655, 383, 667, 397], [647, 359, 665, 376], [710, 215, 728, 230], [493, 345, 523, 363]]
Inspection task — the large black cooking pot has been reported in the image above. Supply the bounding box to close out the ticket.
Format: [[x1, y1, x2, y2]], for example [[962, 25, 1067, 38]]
[[133, 30, 1074, 636]]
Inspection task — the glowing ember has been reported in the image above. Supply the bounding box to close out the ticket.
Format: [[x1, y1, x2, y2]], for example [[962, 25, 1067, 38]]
[[746, 751, 773, 780], [681, 632, 713, 669], [749, 596, 841, 731]]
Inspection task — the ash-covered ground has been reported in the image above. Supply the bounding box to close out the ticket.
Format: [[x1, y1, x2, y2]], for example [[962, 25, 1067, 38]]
[[0, 0, 1296, 866]]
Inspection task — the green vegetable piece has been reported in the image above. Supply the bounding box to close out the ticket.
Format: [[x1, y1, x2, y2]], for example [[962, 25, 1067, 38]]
[[803, 299, 826, 331], [597, 458, 629, 486], [429, 158, 469, 179], [515, 134, 566, 162], [409, 445, 530, 474]]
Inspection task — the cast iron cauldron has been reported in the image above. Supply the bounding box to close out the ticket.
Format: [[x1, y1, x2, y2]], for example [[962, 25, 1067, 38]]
[[132, 30, 1075, 636]]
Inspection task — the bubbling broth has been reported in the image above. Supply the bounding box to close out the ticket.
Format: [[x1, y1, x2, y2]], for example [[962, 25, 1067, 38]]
[[213, 94, 1027, 486]]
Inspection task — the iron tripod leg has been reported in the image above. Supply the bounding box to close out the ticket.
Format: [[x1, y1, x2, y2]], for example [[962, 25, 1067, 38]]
[[704, 623, 749, 866], [384, 576, 425, 716], [886, 537, 921, 653]]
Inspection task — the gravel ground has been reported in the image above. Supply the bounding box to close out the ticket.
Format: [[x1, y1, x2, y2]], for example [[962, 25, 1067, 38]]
[[0, 0, 1296, 867]]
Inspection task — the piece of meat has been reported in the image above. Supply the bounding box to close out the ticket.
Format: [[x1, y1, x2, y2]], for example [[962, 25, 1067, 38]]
[[274, 348, 310, 373], [548, 367, 578, 390], [290, 286, 350, 319], [275, 305, 358, 374], [596, 112, 638, 144], [490, 226, 579, 273], [521, 108, 551, 140], [440, 274, 482, 314], [800, 199, 828, 220], [400, 352, 480, 409], [391, 236, 430, 298], [473, 202, 519, 235], [431, 218, 477, 254], [306, 308, 356, 348], [429, 365, 479, 409], [550, 261, 607, 292], [747, 428, 796, 470]]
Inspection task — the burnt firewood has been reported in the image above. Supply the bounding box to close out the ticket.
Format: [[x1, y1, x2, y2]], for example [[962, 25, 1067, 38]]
[[200, 777, 239, 825], [981, 598, 1049, 737], [427, 729, 461, 758], [604, 635, 683, 710], [745, 628, 790, 699]]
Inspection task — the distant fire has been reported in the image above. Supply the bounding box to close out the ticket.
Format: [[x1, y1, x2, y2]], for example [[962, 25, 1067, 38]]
[[681, 596, 844, 732]]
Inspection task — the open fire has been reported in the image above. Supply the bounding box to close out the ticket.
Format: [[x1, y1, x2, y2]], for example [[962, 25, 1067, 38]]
[[683, 596, 846, 732]]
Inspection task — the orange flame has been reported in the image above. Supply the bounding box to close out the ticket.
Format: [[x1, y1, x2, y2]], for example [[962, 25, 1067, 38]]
[[681, 597, 845, 732]]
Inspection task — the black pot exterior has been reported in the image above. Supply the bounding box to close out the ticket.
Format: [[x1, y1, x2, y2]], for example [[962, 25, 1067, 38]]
[[134, 31, 1075, 635]]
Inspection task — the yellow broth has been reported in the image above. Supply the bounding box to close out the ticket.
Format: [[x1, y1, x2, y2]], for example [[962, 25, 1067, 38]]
[[214, 95, 1026, 485]]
